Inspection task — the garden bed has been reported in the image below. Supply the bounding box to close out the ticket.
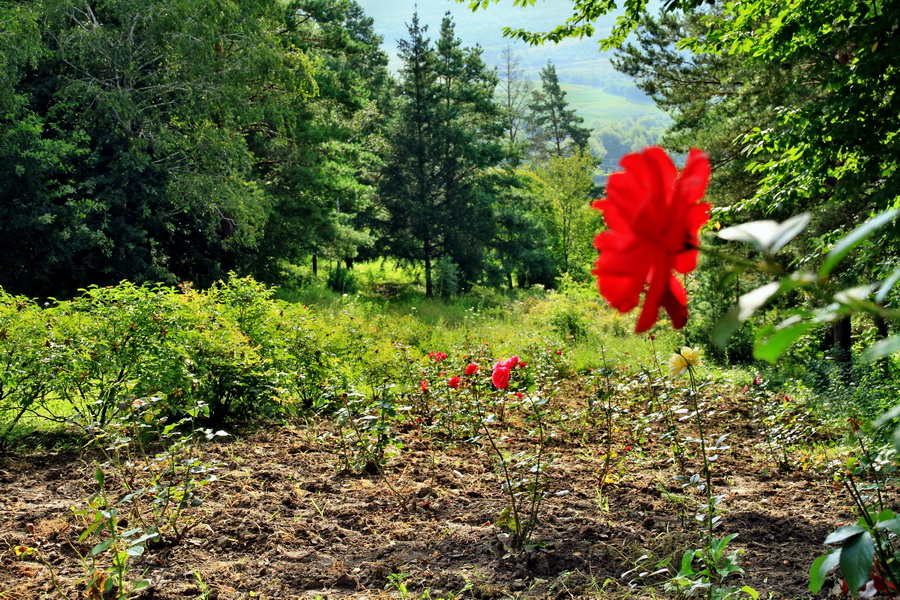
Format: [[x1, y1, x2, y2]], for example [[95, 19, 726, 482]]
[[1, 387, 861, 599]]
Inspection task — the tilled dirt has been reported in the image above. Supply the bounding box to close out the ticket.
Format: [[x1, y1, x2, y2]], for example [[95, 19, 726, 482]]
[[0, 391, 869, 599]]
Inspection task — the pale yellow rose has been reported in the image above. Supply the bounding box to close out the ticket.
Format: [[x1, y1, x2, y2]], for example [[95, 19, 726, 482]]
[[668, 353, 688, 377], [680, 346, 701, 367], [669, 347, 700, 377]]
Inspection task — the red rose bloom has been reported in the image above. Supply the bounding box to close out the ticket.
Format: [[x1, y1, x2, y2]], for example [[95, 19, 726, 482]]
[[492, 361, 511, 389], [420, 379, 429, 393], [465, 363, 479, 376], [448, 375, 460, 388], [592, 147, 711, 333]]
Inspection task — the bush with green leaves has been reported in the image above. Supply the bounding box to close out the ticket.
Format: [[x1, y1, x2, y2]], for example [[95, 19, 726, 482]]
[[48, 282, 186, 430], [0, 291, 57, 446], [168, 285, 277, 424]]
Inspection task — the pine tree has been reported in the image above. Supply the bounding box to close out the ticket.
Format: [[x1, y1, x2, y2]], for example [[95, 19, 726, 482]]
[[527, 61, 592, 160], [377, 13, 505, 296]]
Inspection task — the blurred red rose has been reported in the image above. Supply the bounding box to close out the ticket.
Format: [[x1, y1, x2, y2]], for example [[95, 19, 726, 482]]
[[592, 147, 711, 333]]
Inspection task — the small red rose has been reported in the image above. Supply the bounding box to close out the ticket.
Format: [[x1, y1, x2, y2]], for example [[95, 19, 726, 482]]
[[492, 361, 511, 389]]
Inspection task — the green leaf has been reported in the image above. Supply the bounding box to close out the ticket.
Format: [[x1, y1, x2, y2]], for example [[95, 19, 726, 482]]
[[91, 538, 115, 556], [833, 284, 879, 309], [863, 335, 900, 361], [809, 549, 841, 593], [820, 209, 898, 278], [718, 212, 810, 253], [874, 403, 900, 428], [717, 272, 816, 349], [875, 267, 900, 303], [838, 531, 874, 597], [131, 580, 151, 593], [94, 467, 104, 487], [713, 279, 794, 348], [754, 318, 817, 363], [740, 585, 760, 600], [875, 517, 900, 534], [824, 524, 866, 544], [736, 282, 783, 321], [876, 509, 896, 522], [77, 515, 103, 543]]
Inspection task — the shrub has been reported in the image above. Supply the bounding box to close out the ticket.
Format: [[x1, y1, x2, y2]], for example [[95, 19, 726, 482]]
[[326, 265, 357, 294], [0, 292, 57, 446]]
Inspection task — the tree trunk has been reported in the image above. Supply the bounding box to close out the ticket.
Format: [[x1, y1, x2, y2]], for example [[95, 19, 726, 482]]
[[424, 232, 433, 298], [833, 317, 852, 362], [875, 314, 889, 340], [312, 253, 318, 277]]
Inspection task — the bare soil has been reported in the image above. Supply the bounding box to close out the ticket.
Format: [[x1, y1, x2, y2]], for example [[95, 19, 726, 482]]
[[0, 388, 870, 599]]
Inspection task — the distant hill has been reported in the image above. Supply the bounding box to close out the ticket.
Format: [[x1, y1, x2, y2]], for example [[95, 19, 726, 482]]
[[355, 0, 667, 126]]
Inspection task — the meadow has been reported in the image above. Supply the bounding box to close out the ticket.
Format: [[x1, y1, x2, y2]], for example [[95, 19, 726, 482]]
[[2, 268, 896, 600]]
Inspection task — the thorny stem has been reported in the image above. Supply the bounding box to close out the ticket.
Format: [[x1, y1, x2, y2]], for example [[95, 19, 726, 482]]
[[523, 391, 548, 542], [855, 435, 887, 510], [596, 345, 614, 488], [649, 334, 687, 473], [471, 383, 525, 549], [654, 378, 686, 475], [687, 366, 715, 544], [696, 244, 787, 275]]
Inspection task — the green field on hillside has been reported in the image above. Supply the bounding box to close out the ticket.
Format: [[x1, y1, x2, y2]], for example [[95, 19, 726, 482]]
[[560, 82, 665, 124]]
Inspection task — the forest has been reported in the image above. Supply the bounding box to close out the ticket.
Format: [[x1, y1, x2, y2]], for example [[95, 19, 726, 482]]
[[2, 0, 900, 599]]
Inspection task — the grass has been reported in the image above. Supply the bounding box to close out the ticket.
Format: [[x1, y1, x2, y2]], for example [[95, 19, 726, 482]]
[[273, 260, 738, 380], [560, 82, 665, 122]]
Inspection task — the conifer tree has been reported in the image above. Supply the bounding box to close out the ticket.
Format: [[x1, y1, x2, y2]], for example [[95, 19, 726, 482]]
[[527, 61, 592, 160], [377, 13, 505, 296]]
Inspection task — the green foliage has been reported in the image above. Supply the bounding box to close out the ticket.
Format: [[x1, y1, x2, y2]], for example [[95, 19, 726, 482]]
[[523, 148, 599, 278], [49, 282, 187, 429], [456, 0, 656, 50], [669, 534, 756, 600], [326, 265, 359, 295], [0, 0, 388, 298], [377, 12, 506, 297], [0, 291, 57, 446]]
